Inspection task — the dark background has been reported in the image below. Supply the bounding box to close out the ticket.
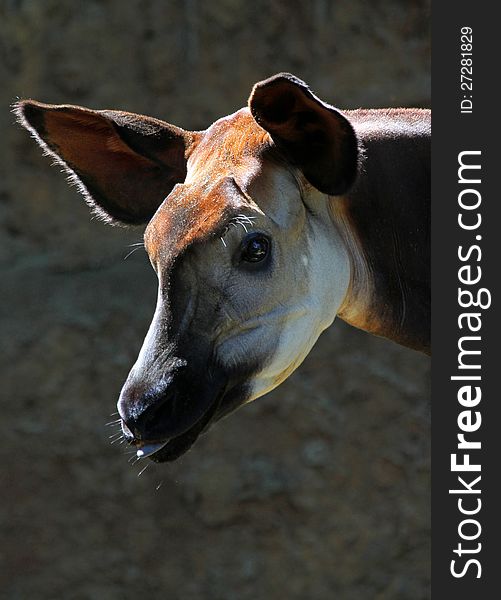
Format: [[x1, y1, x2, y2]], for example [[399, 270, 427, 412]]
[[1, 2, 430, 598]]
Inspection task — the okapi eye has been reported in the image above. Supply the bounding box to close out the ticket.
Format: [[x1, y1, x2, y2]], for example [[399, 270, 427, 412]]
[[240, 234, 270, 263]]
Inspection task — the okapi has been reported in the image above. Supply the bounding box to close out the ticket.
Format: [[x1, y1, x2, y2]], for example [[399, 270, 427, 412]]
[[15, 73, 430, 462]]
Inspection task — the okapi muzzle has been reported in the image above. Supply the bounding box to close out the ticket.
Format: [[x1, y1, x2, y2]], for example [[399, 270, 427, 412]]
[[16, 73, 430, 462], [117, 239, 262, 462], [116, 286, 226, 462]]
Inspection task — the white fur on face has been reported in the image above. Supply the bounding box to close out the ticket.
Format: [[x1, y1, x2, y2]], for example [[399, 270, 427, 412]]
[[209, 165, 351, 403], [247, 192, 351, 401]]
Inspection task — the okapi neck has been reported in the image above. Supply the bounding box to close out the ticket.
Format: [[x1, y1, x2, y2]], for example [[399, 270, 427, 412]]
[[329, 127, 430, 354]]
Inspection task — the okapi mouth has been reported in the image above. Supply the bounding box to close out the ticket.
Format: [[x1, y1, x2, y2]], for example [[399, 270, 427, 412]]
[[133, 391, 223, 463]]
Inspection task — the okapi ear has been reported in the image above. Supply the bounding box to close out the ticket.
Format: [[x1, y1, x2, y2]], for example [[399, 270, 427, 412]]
[[15, 100, 199, 225], [248, 73, 359, 196]]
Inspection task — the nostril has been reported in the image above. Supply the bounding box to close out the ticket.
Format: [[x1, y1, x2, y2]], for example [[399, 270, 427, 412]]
[[119, 384, 180, 441], [136, 389, 178, 438]]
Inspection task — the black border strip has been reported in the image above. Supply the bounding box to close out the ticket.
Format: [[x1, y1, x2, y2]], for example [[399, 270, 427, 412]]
[[432, 3, 498, 595]]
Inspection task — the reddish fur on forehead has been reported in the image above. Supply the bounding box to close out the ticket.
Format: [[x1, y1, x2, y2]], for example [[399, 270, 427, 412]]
[[196, 108, 271, 158], [145, 109, 271, 262], [145, 178, 235, 263]]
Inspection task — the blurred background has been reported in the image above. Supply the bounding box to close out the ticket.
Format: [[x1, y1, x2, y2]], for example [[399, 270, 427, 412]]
[[1, 1, 430, 598]]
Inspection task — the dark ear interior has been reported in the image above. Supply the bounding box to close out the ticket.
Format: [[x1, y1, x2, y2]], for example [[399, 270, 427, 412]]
[[15, 100, 198, 225], [248, 73, 359, 196]]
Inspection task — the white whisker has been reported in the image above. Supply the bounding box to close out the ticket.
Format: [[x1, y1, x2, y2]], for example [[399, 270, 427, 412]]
[[123, 246, 143, 261], [137, 464, 150, 477]]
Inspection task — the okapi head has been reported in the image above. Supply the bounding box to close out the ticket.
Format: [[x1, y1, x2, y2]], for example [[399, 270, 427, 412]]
[[16, 73, 428, 462]]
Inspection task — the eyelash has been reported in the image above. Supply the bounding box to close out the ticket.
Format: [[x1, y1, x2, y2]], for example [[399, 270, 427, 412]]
[[221, 214, 257, 239]]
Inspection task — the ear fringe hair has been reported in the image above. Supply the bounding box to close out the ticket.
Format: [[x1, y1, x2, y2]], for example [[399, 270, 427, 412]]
[[12, 100, 130, 227]]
